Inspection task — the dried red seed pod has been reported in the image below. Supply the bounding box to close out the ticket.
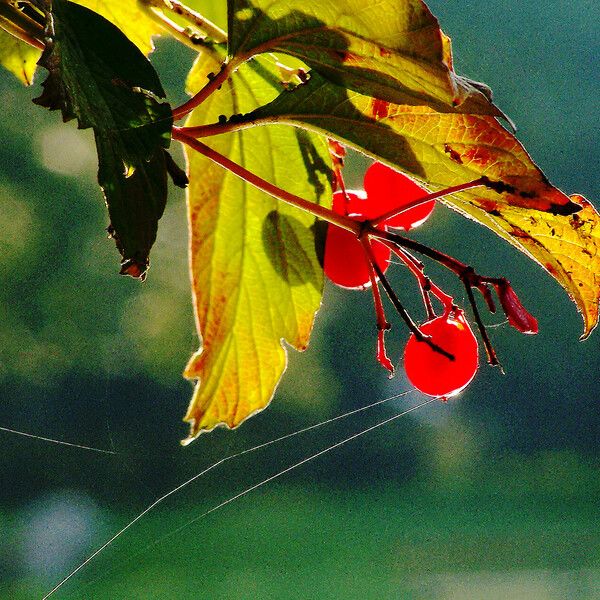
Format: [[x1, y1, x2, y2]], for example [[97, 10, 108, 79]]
[[493, 281, 538, 334]]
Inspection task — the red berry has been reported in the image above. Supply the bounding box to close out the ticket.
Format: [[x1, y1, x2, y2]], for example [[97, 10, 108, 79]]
[[363, 162, 434, 230], [324, 191, 391, 289], [403, 313, 478, 398]]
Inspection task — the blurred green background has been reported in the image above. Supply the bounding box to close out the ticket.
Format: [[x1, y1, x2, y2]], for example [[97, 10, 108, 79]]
[[1, 1, 599, 598]]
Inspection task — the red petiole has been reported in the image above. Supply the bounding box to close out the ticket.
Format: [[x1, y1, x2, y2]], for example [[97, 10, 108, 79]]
[[173, 128, 361, 235], [363, 253, 394, 374], [382, 241, 455, 317], [369, 177, 488, 227]]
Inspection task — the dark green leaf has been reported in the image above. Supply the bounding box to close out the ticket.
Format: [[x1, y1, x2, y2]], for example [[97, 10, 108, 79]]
[[34, 0, 173, 277]]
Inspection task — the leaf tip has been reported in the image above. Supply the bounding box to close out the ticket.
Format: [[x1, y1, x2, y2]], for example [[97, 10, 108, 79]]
[[165, 150, 189, 188], [119, 258, 148, 280], [180, 430, 196, 447]]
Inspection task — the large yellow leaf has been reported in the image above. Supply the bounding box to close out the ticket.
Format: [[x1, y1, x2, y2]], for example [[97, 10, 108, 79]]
[[182, 53, 331, 441], [226, 72, 598, 335]]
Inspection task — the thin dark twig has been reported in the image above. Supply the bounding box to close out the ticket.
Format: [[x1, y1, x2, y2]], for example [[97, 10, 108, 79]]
[[382, 241, 454, 317], [462, 272, 502, 369], [366, 242, 454, 361], [371, 228, 503, 365], [369, 228, 468, 275], [394, 247, 435, 318]]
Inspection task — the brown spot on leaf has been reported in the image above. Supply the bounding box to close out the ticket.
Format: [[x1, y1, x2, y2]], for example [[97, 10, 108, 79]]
[[545, 263, 559, 277], [379, 47, 392, 58], [444, 144, 463, 164], [480, 179, 581, 216], [519, 190, 537, 199], [371, 98, 390, 120], [570, 213, 585, 229], [510, 226, 531, 239], [480, 176, 517, 196], [550, 200, 581, 216], [479, 198, 499, 213]]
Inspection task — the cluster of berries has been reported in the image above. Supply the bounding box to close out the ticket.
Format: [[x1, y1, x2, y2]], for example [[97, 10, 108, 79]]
[[323, 162, 490, 400]]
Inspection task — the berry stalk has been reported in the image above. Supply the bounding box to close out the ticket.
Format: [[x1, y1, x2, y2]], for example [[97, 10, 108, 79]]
[[364, 258, 394, 374], [370, 228, 515, 367], [368, 177, 488, 227], [383, 242, 454, 316], [363, 238, 454, 361], [461, 272, 501, 368]]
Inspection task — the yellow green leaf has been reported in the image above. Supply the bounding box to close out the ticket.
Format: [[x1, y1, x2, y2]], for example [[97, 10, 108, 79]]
[[0, 28, 41, 85], [182, 53, 332, 441], [227, 0, 503, 117], [73, 0, 163, 55]]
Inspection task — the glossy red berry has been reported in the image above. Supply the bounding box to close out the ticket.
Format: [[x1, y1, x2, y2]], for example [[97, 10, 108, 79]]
[[363, 162, 434, 230], [324, 191, 391, 289], [403, 312, 479, 398]]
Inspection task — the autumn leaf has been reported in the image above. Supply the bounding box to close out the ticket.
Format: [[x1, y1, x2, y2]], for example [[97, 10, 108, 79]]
[[33, 0, 173, 277], [226, 0, 504, 117], [454, 195, 600, 338], [0, 27, 40, 85], [182, 52, 332, 441], [206, 70, 597, 334]]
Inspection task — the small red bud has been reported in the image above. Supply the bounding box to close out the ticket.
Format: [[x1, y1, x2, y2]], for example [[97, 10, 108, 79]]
[[493, 282, 538, 334]]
